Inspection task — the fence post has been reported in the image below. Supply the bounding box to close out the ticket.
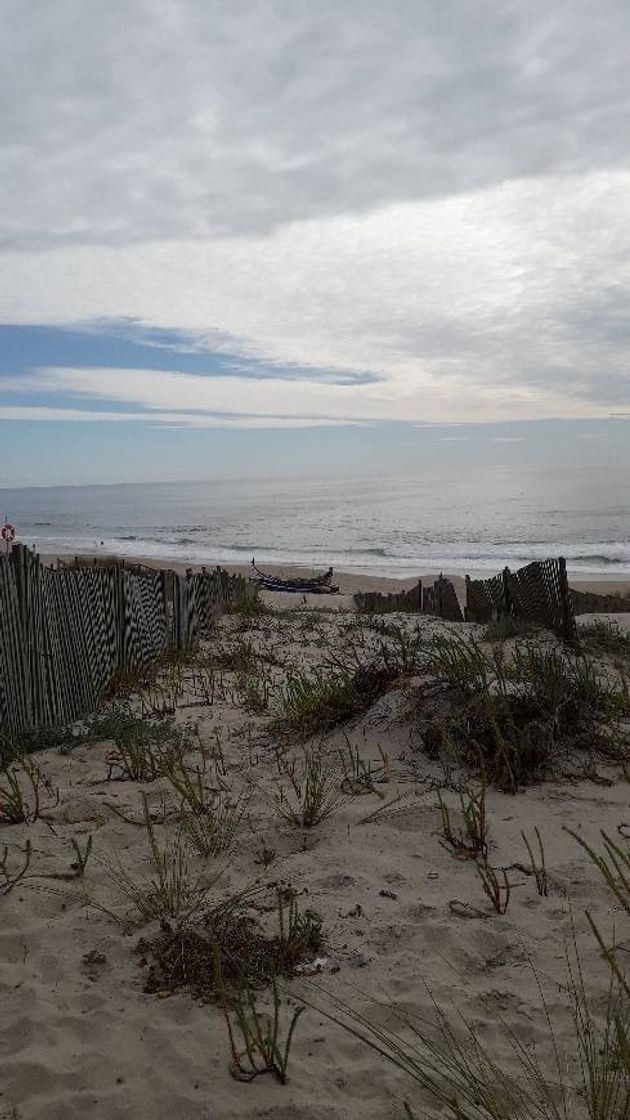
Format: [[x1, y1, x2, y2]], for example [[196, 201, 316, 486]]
[[502, 567, 513, 617], [558, 556, 574, 643]]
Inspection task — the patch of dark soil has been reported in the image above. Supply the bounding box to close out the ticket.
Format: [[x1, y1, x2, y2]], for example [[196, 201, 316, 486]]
[[137, 904, 324, 1000]]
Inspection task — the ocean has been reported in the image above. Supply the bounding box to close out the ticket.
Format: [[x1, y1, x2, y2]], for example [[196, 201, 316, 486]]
[[2, 464, 629, 578]]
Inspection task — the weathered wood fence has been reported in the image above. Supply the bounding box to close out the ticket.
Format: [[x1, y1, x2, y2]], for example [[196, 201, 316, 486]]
[[570, 586, 630, 615], [353, 580, 423, 615], [465, 558, 576, 641], [354, 559, 579, 641], [0, 545, 250, 735], [422, 576, 463, 622], [354, 575, 463, 622]]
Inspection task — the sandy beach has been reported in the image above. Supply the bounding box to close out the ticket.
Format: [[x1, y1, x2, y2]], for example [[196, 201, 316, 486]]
[[2, 581, 630, 1118], [5, 0, 630, 1114], [38, 550, 630, 602]]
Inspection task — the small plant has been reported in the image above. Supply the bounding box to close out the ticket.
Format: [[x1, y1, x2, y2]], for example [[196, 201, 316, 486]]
[[186, 656, 216, 707], [437, 781, 488, 860], [6, 725, 82, 758], [338, 737, 382, 796], [139, 881, 324, 1002], [213, 637, 256, 674], [226, 587, 268, 620], [0, 730, 20, 768], [422, 633, 629, 791], [107, 731, 161, 782], [222, 972, 304, 1084], [564, 920, 630, 1120], [428, 633, 497, 696], [521, 827, 548, 896], [161, 751, 213, 815], [578, 619, 630, 659], [254, 843, 276, 869], [476, 861, 511, 915], [483, 616, 537, 643], [104, 662, 158, 701], [92, 707, 196, 782], [567, 828, 630, 998], [0, 755, 58, 824], [235, 664, 271, 713], [275, 751, 349, 829], [100, 794, 220, 925], [1, 840, 32, 895], [275, 888, 323, 969], [70, 834, 93, 878], [376, 623, 426, 674], [276, 662, 397, 740], [422, 719, 446, 759], [277, 669, 359, 739], [180, 790, 248, 858], [306, 938, 630, 1120]]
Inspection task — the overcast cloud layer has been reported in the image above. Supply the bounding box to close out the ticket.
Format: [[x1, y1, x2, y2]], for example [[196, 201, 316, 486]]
[[2, 0, 630, 429]]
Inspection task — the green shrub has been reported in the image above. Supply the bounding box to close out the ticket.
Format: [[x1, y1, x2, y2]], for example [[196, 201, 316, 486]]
[[276, 663, 397, 740], [422, 636, 628, 790]]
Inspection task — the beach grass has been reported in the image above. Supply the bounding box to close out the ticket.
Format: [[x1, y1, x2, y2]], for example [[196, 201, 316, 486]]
[[99, 794, 222, 925], [274, 749, 350, 829]]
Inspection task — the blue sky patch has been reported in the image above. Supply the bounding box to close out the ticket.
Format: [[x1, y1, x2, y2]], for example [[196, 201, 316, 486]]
[[0, 320, 382, 386]]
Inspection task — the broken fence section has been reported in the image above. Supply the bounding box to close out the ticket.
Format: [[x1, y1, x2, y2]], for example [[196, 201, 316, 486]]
[[353, 580, 423, 615], [354, 558, 579, 642], [354, 576, 463, 622], [570, 586, 630, 615]]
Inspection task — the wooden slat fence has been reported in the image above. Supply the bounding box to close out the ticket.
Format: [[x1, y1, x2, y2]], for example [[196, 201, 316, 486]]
[[354, 575, 463, 622], [465, 558, 576, 641], [353, 580, 422, 614], [0, 546, 251, 734], [570, 587, 630, 615], [421, 575, 463, 622], [353, 558, 576, 640]]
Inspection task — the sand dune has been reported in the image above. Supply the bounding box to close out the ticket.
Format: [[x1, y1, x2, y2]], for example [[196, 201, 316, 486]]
[[2, 599, 630, 1118]]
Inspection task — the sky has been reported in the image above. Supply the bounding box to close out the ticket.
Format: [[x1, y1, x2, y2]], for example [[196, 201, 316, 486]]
[[2, 1, 630, 485]]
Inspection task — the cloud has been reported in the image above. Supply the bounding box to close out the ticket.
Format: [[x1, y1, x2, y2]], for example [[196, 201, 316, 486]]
[[3, 1, 630, 249], [2, 2, 630, 429], [0, 404, 357, 429], [3, 170, 630, 422]]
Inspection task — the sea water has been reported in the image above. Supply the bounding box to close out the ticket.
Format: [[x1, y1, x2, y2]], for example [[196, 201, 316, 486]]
[[2, 464, 629, 578]]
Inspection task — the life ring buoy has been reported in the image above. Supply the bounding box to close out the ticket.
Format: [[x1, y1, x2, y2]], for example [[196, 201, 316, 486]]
[[1, 522, 16, 543]]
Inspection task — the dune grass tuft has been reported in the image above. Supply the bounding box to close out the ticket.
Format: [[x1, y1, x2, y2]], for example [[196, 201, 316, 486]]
[[276, 663, 397, 740], [1, 840, 32, 894], [274, 750, 350, 828], [179, 789, 249, 858], [437, 780, 488, 860], [305, 929, 630, 1120], [222, 972, 304, 1084], [422, 634, 628, 790], [0, 751, 58, 824], [99, 794, 221, 925], [578, 619, 630, 660]]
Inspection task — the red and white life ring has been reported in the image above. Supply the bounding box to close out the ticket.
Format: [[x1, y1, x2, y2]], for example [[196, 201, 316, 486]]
[[1, 522, 16, 543]]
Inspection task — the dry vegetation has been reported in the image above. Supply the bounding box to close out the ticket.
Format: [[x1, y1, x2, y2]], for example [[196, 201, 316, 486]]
[[2, 594, 630, 1118]]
